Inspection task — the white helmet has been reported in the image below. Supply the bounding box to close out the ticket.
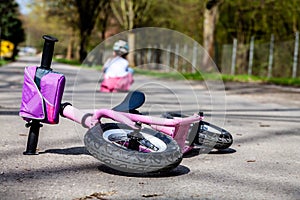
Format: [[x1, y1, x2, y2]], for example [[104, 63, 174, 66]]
[[113, 40, 129, 55]]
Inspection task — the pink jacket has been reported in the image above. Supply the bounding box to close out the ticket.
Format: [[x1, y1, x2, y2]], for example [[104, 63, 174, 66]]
[[100, 73, 133, 92]]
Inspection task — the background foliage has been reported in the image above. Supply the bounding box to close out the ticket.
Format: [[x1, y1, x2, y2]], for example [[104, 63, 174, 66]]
[[0, 0, 25, 60], [2, 0, 300, 78]]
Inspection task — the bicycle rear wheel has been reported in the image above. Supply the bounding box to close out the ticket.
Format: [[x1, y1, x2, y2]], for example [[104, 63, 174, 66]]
[[84, 123, 182, 174], [194, 121, 233, 149], [162, 112, 233, 150]]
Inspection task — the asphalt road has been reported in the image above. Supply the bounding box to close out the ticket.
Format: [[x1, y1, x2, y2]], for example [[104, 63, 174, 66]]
[[0, 56, 299, 199]]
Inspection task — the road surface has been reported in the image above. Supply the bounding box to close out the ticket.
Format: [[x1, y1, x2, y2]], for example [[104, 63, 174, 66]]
[[0, 56, 299, 199]]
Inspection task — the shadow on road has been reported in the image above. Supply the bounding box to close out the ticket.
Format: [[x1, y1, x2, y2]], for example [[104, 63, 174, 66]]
[[97, 164, 190, 178], [40, 146, 90, 155], [16, 57, 41, 66], [0, 163, 100, 183], [39, 146, 236, 178], [40, 146, 191, 178], [0, 110, 19, 115], [183, 147, 236, 158], [233, 128, 300, 145]]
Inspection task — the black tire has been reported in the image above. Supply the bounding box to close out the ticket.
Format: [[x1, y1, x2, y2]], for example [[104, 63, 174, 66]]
[[194, 121, 233, 150], [162, 112, 233, 150], [84, 123, 182, 174]]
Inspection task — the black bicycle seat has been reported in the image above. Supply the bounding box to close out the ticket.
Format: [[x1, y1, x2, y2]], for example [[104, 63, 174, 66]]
[[112, 91, 145, 113]]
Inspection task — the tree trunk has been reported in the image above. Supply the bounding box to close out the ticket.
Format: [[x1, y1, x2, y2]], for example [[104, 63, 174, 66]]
[[11, 43, 18, 61], [236, 42, 248, 74], [75, 0, 106, 63], [203, 0, 221, 71], [79, 31, 88, 62], [128, 31, 135, 67], [66, 31, 75, 60]]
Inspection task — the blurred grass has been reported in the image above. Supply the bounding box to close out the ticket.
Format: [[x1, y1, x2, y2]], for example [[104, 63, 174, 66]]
[[135, 68, 300, 87], [220, 74, 300, 86], [0, 59, 9, 67], [55, 58, 300, 87], [54, 58, 81, 66]]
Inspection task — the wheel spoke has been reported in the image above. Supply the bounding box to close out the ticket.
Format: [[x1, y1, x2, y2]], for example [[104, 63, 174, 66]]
[[103, 129, 167, 152], [108, 134, 129, 148], [138, 138, 159, 152]]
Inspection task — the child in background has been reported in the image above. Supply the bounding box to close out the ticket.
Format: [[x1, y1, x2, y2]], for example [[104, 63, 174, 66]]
[[100, 40, 134, 92]]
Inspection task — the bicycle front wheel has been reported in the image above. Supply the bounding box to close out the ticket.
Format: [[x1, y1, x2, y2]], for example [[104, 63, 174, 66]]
[[84, 123, 182, 174]]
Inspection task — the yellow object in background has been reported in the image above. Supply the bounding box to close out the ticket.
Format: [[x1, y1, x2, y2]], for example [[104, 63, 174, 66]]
[[0, 40, 14, 58]]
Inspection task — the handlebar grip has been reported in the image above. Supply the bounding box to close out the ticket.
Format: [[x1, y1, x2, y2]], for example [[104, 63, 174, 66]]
[[40, 35, 58, 69]]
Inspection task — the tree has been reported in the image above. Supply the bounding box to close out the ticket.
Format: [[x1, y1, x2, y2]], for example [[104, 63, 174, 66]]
[[41, 0, 79, 60], [216, 0, 300, 74], [40, 0, 110, 62], [75, 0, 109, 62], [111, 0, 153, 66], [0, 0, 25, 60], [203, 0, 222, 71]]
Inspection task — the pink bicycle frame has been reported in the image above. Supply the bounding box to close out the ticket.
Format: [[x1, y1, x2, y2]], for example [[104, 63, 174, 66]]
[[62, 105, 204, 152]]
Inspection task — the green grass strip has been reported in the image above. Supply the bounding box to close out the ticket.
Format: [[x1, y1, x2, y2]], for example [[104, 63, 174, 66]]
[[54, 58, 300, 87]]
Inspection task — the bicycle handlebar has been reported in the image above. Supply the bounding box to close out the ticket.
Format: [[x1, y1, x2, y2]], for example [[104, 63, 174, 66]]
[[62, 104, 138, 129], [40, 35, 58, 69]]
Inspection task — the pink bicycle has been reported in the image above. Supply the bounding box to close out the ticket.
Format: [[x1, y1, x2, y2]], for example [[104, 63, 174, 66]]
[[60, 90, 233, 173], [21, 35, 233, 174]]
